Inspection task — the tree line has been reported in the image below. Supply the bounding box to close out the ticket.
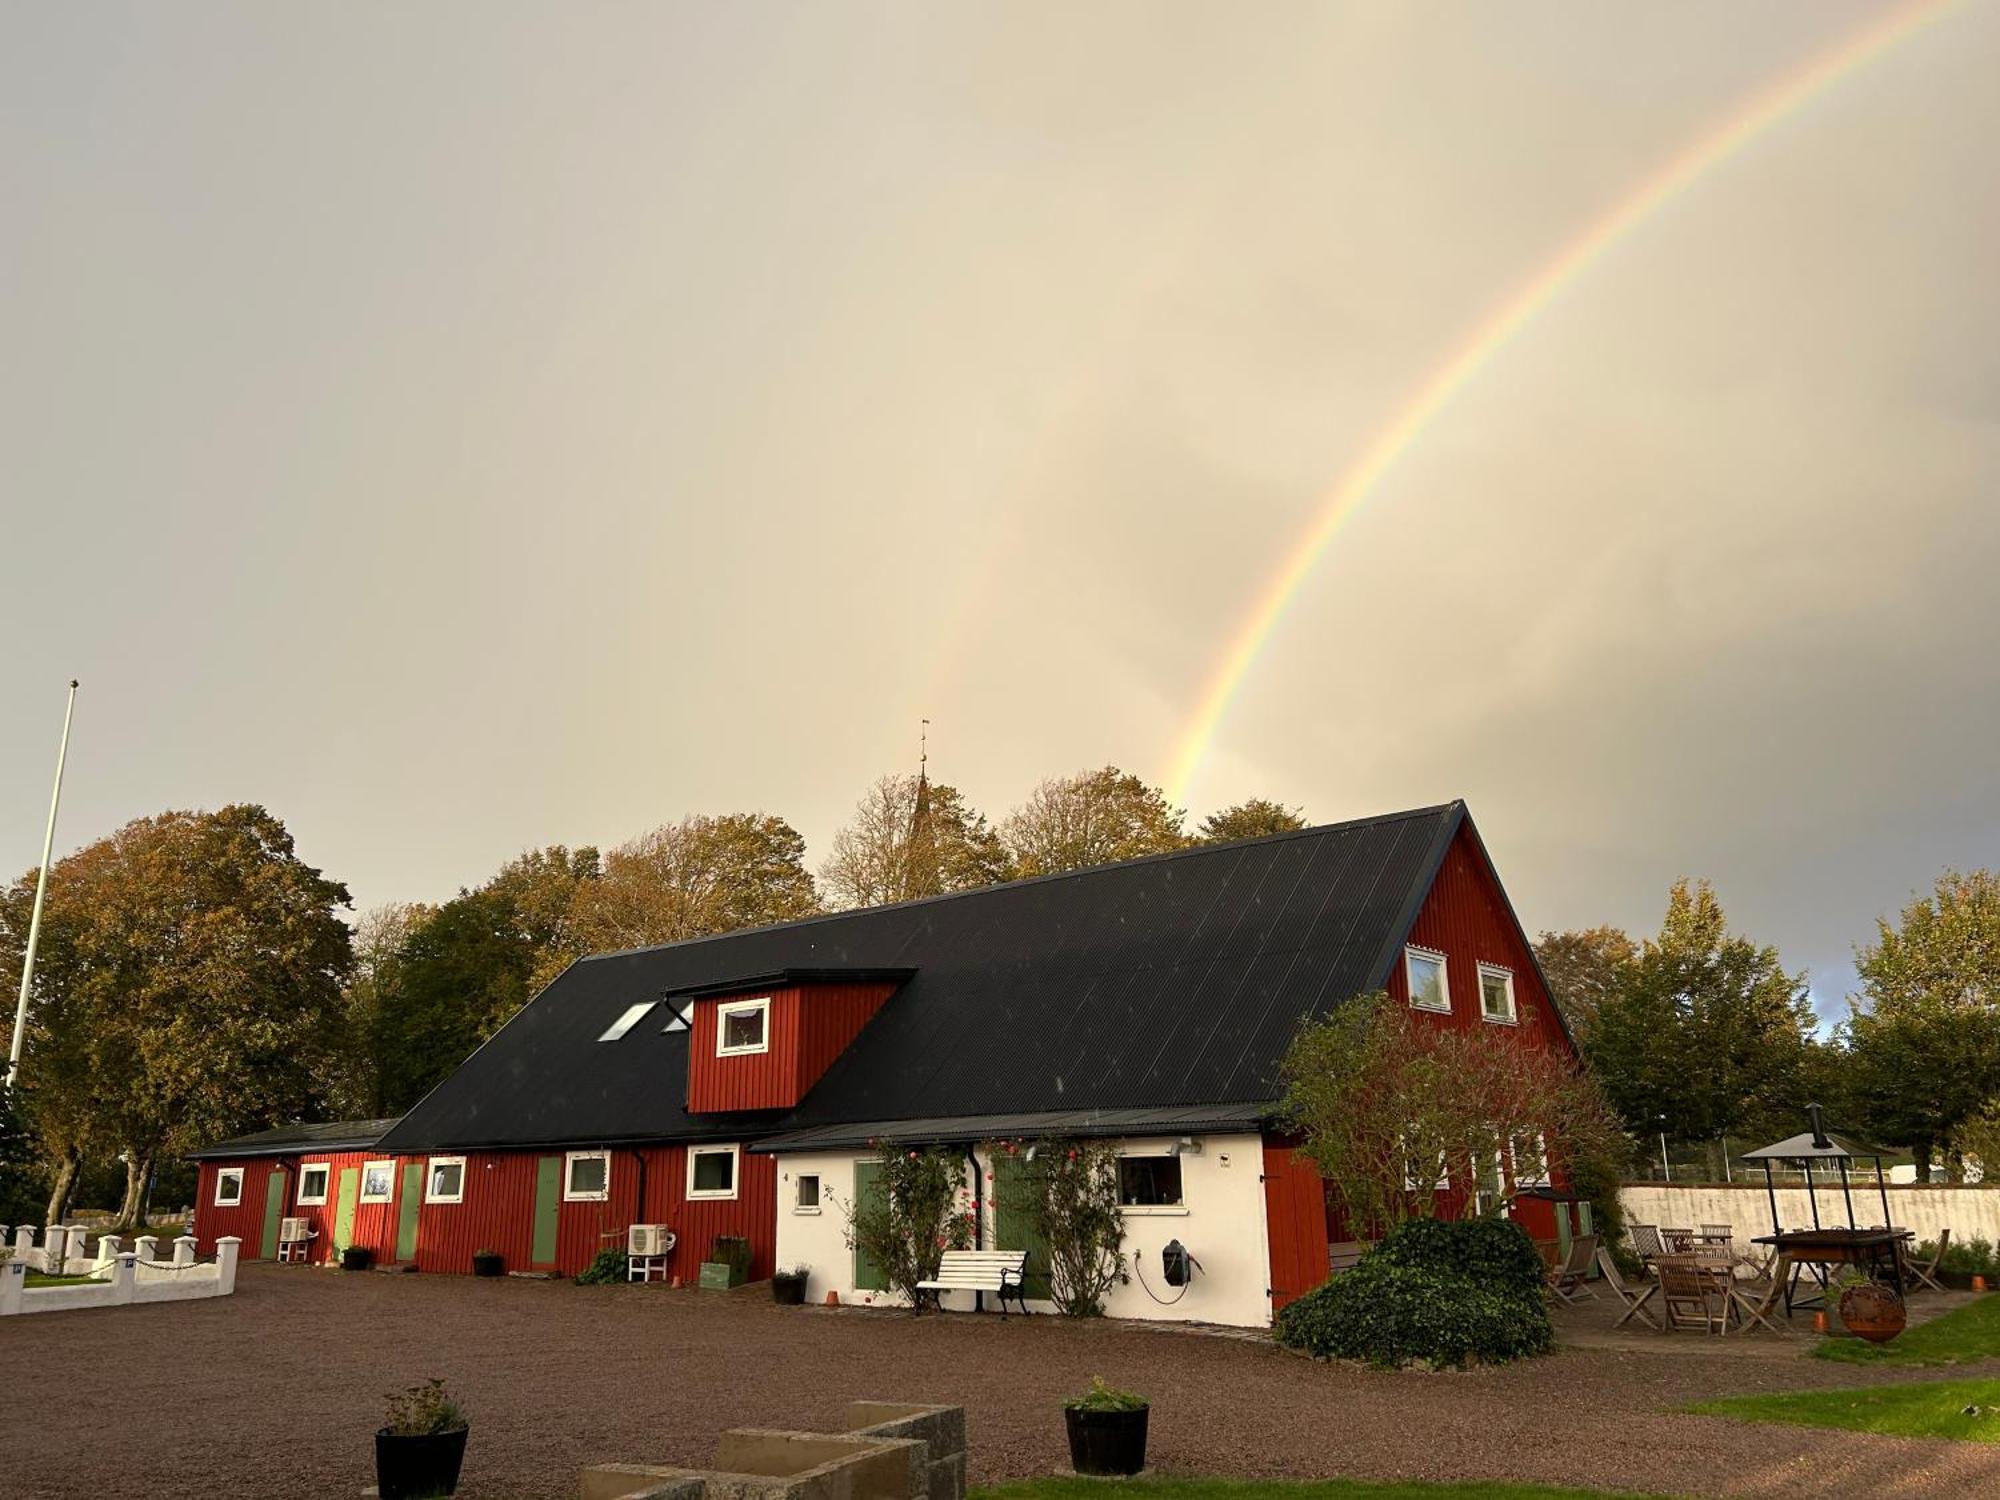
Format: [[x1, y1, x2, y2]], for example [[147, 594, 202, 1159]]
[[0, 766, 1305, 1227]]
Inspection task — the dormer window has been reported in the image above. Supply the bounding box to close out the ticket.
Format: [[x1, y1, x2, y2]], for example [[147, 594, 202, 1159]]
[[716, 997, 771, 1056]]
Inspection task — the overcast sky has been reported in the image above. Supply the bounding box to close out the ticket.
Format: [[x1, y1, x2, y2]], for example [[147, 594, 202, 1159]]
[[4, 2, 1995, 1018]]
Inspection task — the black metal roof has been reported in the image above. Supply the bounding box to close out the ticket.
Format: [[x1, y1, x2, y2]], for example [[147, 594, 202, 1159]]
[[375, 801, 1467, 1153], [190, 1117, 400, 1160], [752, 1104, 1269, 1153]]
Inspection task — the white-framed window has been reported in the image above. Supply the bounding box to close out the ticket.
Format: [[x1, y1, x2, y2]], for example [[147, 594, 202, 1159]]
[[599, 1001, 656, 1042], [1400, 1145, 1450, 1193], [1405, 945, 1451, 1012], [1478, 963, 1517, 1024], [214, 1167, 244, 1206], [425, 1156, 466, 1204], [359, 1159, 396, 1204], [564, 1150, 611, 1202], [296, 1163, 330, 1206], [1117, 1155, 1185, 1209], [716, 997, 770, 1056], [1511, 1131, 1551, 1187], [794, 1172, 821, 1213], [688, 1143, 739, 1200]]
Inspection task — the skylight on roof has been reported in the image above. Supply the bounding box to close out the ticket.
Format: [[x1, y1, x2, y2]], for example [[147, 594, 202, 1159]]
[[662, 1003, 689, 1033], [599, 1002, 656, 1042]]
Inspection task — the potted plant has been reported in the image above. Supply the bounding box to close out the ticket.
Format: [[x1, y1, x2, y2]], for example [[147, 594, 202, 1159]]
[[376, 1378, 469, 1499], [772, 1265, 809, 1305], [471, 1248, 504, 1278], [341, 1245, 374, 1272], [1064, 1377, 1148, 1476]]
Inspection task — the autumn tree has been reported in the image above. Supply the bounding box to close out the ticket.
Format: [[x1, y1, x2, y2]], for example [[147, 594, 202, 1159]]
[[0, 807, 353, 1226], [1844, 870, 2000, 1180], [566, 813, 820, 956], [1001, 766, 1187, 877], [325, 901, 434, 1118], [1586, 880, 1814, 1174], [1195, 798, 1309, 844], [821, 774, 1012, 909], [1533, 926, 1638, 1043]]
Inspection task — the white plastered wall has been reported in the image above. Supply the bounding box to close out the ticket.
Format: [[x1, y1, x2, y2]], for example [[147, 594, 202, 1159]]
[[771, 1132, 1273, 1327]]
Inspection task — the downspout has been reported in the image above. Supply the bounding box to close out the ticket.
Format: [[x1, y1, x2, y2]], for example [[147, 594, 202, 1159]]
[[633, 1147, 649, 1236], [964, 1144, 984, 1314]]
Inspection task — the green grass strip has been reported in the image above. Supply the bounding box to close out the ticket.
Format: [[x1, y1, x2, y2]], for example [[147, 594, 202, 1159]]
[[1813, 1293, 2000, 1368], [1691, 1378, 2000, 1443], [976, 1476, 1675, 1500], [24, 1272, 109, 1288]]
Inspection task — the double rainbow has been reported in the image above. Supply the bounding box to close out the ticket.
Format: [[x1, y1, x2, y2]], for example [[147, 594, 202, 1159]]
[[1165, 0, 1963, 806]]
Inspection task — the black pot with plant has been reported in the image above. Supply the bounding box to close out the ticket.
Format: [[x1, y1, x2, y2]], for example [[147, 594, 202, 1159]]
[[377, 1378, 469, 1500], [342, 1246, 374, 1272], [1064, 1377, 1148, 1476], [471, 1249, 503, 1278], [772, 1267, 809, 1305]]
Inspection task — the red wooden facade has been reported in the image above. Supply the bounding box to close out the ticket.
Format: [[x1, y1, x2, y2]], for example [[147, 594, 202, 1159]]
[[1259, 821, 1581, 1308], [685, 981, 896, 1113]]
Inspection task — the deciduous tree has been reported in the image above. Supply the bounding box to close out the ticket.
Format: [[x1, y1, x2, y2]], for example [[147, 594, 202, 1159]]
[[566, 814, 819, 955], [1195, 798, 1309, 843], [1533, 926, 1638, 1042], [1001, 766, 1186, 877], [821, 774, 1012, 909]]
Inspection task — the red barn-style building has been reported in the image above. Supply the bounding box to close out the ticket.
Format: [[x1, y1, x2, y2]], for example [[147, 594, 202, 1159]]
[[192, 801, 1581, 1323]]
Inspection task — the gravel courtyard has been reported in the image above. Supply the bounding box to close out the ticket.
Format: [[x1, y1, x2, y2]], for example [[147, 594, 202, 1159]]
[[10, 1264, 1999, 1499]]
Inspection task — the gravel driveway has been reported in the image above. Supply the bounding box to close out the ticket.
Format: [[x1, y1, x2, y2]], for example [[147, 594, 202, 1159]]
[[9, 1265, 1998, 1499]]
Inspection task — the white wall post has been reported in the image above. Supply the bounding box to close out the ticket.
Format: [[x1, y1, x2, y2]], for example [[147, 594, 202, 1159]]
[[111, 1252, 137, 1305], [12, 1225, 34, 1255], [0, 1260, 23, 1316], [95, 1234, 122, 1270], [216, 1237, 242, 1294], [132, 1235, 157, 1264], [173, 1235, 196, 1267], [42, 1225, 66, 1274]]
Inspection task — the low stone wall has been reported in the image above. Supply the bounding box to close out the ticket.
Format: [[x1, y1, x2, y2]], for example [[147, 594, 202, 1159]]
[[0, 1236, 241, 1315], [1619, 1183, 2000, 1247]]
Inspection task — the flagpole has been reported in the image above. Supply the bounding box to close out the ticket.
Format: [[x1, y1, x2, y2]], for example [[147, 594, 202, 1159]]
[[7, 680, 79, 1091]]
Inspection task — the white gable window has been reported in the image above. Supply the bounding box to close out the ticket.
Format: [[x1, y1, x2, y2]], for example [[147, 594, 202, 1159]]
[[599, 1001, 656, 1041], [426, 1156, 466, 1204], [1405, 946, 1451, 1013], [564, 1150, 610, 1202], [688, 1144, 739, 1200], [359, 1159, 395, 1204], [1478, 963, 1517, 1024], [214, 1167, 244, 1206], [296, 1163, 330, 1206], [716, 998, 770, 1056]]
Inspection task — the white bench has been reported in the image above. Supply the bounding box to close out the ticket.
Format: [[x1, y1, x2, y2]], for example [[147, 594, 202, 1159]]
[[916, 1249, 1032, 1315]]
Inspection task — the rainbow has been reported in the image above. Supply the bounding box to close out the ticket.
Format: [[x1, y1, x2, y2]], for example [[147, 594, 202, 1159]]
[[1165, 0, 1963, 806]]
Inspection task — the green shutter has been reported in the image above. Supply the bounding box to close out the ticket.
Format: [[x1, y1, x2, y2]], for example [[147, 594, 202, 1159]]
[[260, 1167, 286, 1259], [852, 1161, 889, 1291], [532, 1156, 562, 1266], [397, 1162, 423, 1261], [990, 1155, 1052, 1301]]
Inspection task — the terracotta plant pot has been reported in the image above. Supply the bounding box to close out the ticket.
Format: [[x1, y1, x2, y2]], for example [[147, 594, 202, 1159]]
[[375, 1425, 468, 1499], [1974, 1275, 1989, 1293], [1837, 1281, 1907, 1344]]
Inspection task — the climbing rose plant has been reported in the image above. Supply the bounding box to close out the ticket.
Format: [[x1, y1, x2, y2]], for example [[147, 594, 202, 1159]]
[[841, 1143, 973, 1309], [992, 1137, 1127, 1317]]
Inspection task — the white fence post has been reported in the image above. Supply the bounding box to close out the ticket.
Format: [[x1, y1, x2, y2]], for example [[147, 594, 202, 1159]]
[[216, 1237, 242, 1294], [111, 1253, 137, 1305], [173, 1236, 196, 1267], [43, 1225, 66, 1274], [96, 1234, 123, 1270], [0, 1261, 22, 1316], [11, 1226, 32, 1255], [133, 1235, 157, 1264]]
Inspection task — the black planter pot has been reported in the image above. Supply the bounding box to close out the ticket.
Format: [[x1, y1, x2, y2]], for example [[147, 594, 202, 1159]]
[[375, 1426, 468, 1500], [1065, 1406, 1148, 1476], [772, 1272, 808, 1305], [471, 1252, 504, 1278], [341, 1246, 374, 1272]]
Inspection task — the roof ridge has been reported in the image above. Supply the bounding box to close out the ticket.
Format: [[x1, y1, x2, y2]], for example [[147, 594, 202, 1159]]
[[581, 799, 1466, 965]]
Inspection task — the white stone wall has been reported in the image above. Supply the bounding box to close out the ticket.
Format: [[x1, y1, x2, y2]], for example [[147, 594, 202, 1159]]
[[0, 1235, 240, 1316], [772, 1132, 1273, 1328], [1619, 1184, 2000, 1249]]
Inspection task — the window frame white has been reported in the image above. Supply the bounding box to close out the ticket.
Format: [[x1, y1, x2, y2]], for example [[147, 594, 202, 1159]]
[[359, 1159, 396, 1205], [715, 997, 771, 1057], [687, 1143, 740, 1201], [1477, 962, 1518, 1025], [1511, 1131, 1551, 1187], [1400, 1145, 1451, 1193], [599, 1001, 657, 1042], [563, 1149, 611, 1203], [214, 1166, 244, 1206], [1405, 945, 1452, 1013], [793, 1171, 822, 1214], [1115, 1152, 1188, 1214], [296, 1163, 330, 1206], [425, 1155, 467, 1205]]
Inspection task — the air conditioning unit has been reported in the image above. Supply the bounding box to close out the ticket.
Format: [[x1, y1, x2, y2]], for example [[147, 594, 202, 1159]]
[[628, 1223, 675, 1257], [279, 1217, 310, 1243]]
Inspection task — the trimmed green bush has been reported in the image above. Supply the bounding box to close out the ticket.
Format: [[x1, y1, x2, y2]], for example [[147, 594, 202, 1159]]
[[1276, 1218, 1553, 1368], [573, 1249, 628, 1285]]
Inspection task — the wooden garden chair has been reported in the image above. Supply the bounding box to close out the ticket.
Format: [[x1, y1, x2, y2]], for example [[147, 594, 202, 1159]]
[[1657, 1255, 1730, 1334], [1661, 1226, 1697, 1254], [1595, 1247, 1659, 1330], [1548, 1233, 1599, 1303], [1904, 1227, 1949, 1294], [1628, 1224, 1667, 1270]]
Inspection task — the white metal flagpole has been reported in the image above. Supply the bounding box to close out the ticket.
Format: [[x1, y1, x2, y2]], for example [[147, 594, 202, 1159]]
[[7, 679, 79, 1091]]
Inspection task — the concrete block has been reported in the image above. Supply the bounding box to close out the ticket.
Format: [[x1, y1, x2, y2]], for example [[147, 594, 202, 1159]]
[[926, 1453, 966, 1500], [845, 1405, 966, 1464], [578, 1463, 707, 1500]]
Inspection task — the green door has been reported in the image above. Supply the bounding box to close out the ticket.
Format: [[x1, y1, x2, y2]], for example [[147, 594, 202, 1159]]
[[260, 1166, 286, 1259], [991, 1155, 1051, 1301], [397, 1162, 423, 1262], [333, 1167, 360, 1252], [531, 1156, 562, 1267], [853, 1160, 888, 1291]]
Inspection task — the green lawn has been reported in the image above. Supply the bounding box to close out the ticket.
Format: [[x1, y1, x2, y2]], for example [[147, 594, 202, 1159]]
[[1814, 1293, 2000, 1367], [1691, 1379, 2000, 1443], [24, 1272, 107, 1288], [975, 1478, 1672, 1500]]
